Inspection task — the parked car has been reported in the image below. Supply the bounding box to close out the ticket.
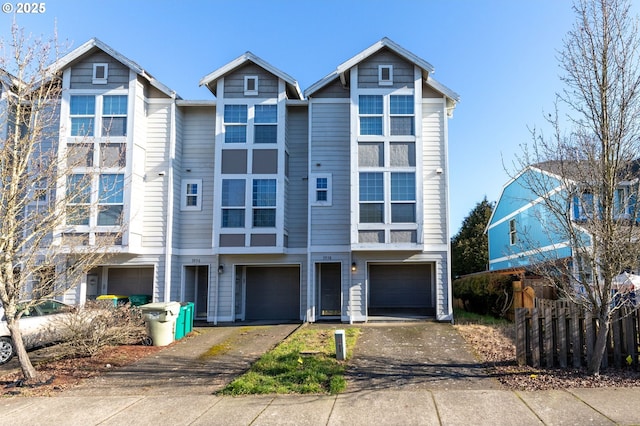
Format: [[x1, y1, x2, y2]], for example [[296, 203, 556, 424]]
[[0, 299, 74, 364]]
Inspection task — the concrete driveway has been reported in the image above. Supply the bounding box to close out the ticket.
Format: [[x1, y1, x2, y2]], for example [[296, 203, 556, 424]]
[[341, 321, 501, 391]]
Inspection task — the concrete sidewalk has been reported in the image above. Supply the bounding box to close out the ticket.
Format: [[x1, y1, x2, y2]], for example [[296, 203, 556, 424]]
[[2, 322, 640, 425], [2, 387, 640, 425]]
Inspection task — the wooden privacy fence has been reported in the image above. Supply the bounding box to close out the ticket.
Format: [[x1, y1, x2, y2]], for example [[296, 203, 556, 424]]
[[515, 300, 640, 369]]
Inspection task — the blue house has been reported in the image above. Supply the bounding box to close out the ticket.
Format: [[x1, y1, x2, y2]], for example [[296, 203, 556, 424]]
[[486, 161, 626, 274]]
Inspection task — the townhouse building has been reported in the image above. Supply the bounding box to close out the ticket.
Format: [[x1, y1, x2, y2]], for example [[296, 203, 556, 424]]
[[49, 37, 458, 323]]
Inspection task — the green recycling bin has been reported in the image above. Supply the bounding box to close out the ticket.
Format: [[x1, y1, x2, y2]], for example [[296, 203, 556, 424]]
[[139, 302, 181, 346], [129, 294, 151, 306], [175, 302, 194, 340]]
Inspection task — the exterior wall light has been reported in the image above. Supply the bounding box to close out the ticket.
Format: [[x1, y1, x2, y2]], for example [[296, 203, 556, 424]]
[[351, 262, 357, 272], [218, 264, 224, 274]]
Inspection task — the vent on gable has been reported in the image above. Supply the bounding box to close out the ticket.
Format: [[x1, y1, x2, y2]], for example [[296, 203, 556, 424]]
[[244, 76, 258, 96], [378, 65, 393, 86], [93, 63, 108, 85]]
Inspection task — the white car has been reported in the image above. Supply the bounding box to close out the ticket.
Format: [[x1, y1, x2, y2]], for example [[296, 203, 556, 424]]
[[0, 299, 74, 364]]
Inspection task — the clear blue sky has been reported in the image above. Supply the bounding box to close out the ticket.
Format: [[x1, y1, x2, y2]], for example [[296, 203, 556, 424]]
[[0, 0, 605, 234]]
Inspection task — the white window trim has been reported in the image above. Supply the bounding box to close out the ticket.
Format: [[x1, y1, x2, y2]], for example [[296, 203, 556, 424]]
[[181, 179, 202, 211], [378, 65, 393, 86], [310, 173, 332, 206], [244, 76, 258, 96], [93, 63, 108, 85]]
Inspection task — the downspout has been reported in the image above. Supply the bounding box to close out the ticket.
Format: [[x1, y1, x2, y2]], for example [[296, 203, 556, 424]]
[[163, 92, 177, 302]]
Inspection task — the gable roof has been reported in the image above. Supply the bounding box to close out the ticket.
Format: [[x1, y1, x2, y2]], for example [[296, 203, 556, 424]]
[[304, 37, 460, 106], [48, 38, 177, 98], [199, 52, 303, 100]]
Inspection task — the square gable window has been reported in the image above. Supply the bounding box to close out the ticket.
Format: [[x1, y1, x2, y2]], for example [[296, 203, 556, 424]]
[[93, 63, 108, 85], [379, 65, 393, 86], [244, 76, 258, 96]]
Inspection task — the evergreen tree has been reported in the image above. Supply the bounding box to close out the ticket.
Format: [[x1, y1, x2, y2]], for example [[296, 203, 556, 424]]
[[451, 197, 494, 279]]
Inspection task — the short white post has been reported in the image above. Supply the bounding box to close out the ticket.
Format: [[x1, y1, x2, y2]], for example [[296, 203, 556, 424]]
[[334, 329, 346, 360]]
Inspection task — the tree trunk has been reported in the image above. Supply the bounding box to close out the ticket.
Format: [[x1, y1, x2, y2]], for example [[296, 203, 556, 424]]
[[6, 321, 38, 381], [587, 315, 610, 375]]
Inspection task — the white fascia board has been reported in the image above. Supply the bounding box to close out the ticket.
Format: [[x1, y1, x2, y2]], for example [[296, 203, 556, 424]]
[[176, 100, 217, 107], [304, 71, 340, 98], [489, 241, 572, 265], [425, 75, 460, 103]]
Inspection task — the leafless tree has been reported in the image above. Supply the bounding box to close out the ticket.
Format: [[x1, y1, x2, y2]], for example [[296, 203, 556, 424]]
[[0, 26, 123, 381], [515, 0, 640, 375]]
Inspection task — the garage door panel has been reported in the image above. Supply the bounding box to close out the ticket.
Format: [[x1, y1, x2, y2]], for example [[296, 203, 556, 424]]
[[107, 267, 153, 295], [369, 264, 433, 314], [245, 267, 300, 320]]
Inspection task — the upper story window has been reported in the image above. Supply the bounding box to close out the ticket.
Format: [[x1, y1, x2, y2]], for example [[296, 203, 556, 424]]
[[181, 179, 202, 211], [221, 179, 245, 227], [66, 174, 91, 226], [359, 172, 384, 223], [92, 63, 108, 85], [358, 94, 414, 137], [224, 105, 248, 143], [390, 95, 414, 136], [69, 94, 128, 139], [70, 95, 95, 136], [98, 174, 124, 226], [244, 76, 258, 96], [254, 105, 277, 143], [359, 95, 383, 135], [223, 104, 278, 144], [102, 95, 127, 137], [378, 65, 393, 86], [310, 174, 332, 206], [252, 179, 276, 227], [390, 172, 416, 222]]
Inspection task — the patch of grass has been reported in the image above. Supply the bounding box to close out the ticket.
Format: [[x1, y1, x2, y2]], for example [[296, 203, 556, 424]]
[[454, 308, 511, 325], [220, 327, 360, 395]]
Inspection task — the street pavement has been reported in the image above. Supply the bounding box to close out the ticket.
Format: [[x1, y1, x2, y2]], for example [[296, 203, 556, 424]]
[[1, 322, 639, 425]]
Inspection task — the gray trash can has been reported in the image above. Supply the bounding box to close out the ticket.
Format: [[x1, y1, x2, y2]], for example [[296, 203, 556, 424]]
[[139, 302, 181, 346]]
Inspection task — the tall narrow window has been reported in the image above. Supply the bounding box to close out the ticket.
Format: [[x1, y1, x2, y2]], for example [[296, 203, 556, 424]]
[[102, 95, 128, 137], [254, 104, 277, 143], [181, 179, 202, 211], [390, 172, 416, 223], [390, 95, 414, 136], [224, 105, 247, 143], [221, 179, 245, 227], [509, 219, 517, 245], [359, 95, 383, 136], [98, 174, 124, 226], [359, 172, 384, 223], [252, 179, 276, 227], [70, 95, 95, 137], [66, 174, 91, 225]]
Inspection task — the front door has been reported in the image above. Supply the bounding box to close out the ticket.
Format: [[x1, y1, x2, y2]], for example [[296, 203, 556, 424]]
[[184, 265, 209, 319], [318, 263, 341, 316]]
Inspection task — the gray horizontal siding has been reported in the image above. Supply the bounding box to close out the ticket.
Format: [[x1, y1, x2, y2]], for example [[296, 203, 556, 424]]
[[310, 78, 349, 99], [142, 103, 171, 247], [422, 103, 447, 245], [177, 106, 216, 249], [285, 107, 308, 248], [70, 51, 129, 90], [310, 102, 350, 246], [358, 49, 415, 89], [224, 63, 278, 99]]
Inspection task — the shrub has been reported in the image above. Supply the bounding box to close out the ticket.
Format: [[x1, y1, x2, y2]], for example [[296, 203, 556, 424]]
[[453, 274, 513, 318], [47, 301, 148, 358]]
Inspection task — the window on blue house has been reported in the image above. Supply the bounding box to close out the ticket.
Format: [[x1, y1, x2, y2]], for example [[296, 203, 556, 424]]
[[509, 219, 517, 245]]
